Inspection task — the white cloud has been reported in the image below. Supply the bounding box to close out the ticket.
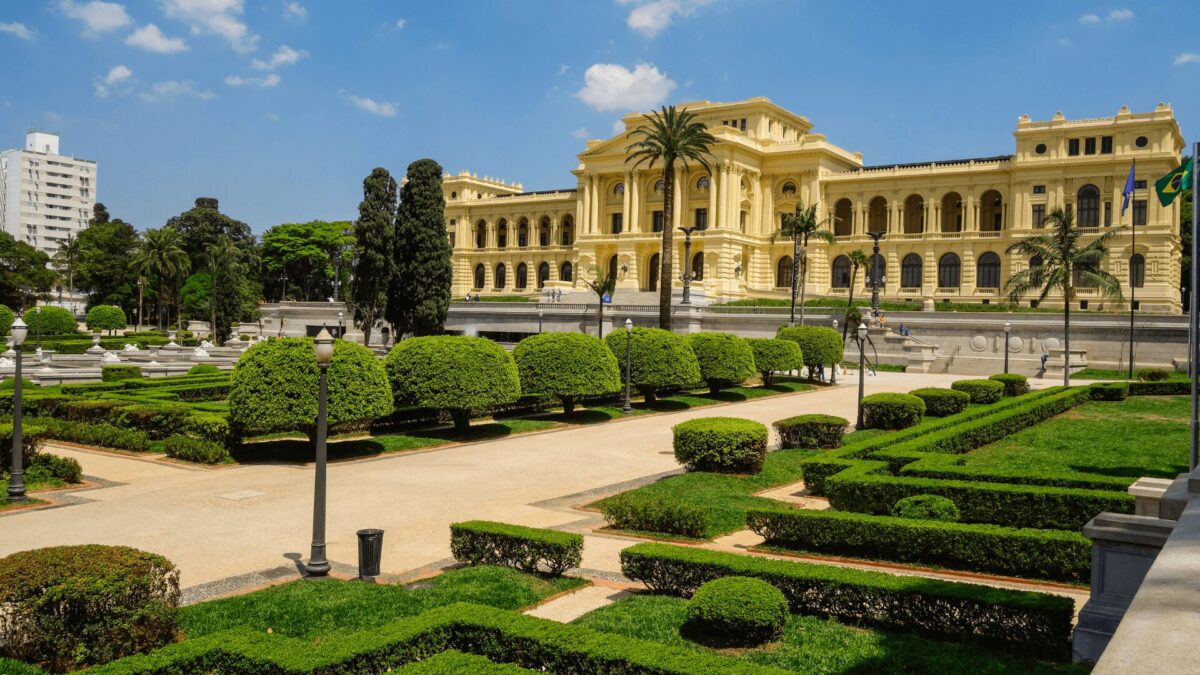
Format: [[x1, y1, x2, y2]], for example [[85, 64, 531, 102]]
[[225, 73, 280, 87], [571, 127, 589, 139], [94, 64, 134, 97], [395, 18, 406, 29], [251, 44, 306, 70], [162, 0, 258, 53], [558, 64, 569, 75], [59, 1, 131, 35], [1108, 9, 1133, 21], [125, 23, 188, 53], [139, 80, 215, 103], [345, 93, 397, 117], [620, 0, 710, 37], [612, 119, 626, 135], [576, 62, 676, 112], [0, 22, 34, 40], [1176, 53, 1200, 65], [1079, 13, 1100, 23], [282, 1, 306, 20]]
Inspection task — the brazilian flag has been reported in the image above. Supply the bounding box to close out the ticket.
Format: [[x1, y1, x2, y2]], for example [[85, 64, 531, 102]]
[[1155, 156, 1193, 207]]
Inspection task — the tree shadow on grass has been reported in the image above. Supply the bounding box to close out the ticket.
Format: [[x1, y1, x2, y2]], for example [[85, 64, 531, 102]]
[[233, 438, 390, 465], [556, 409, 624, 425]]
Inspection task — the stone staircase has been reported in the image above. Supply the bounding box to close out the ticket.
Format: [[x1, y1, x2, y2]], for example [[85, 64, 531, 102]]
[[927, 351, 1045, 377]]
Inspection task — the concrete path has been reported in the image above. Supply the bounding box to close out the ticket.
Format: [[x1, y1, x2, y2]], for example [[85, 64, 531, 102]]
[[0, 372, 991, 591]]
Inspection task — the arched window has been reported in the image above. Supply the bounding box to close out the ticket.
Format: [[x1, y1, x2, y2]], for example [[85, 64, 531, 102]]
[[607, 255, 618, 282], [980, 190, 1004, 231], [497, 219, 508, 248], [938, 253, 961, 288], [901, 253, 923, 288], [495, 263, 507, 289], [904, 194, 924, 233], [473, 264, 485, 289], [654, 179, 665, 193], [691, 252, 704, 281], [515, 263, 528, 290], [941, 192, 963, 233], [475, 220, 486, 249], [646, 253, 660, 292], [776, 256, 794, 288], [537, 262, 550, 289], [560, 261, 573, 282], [613, 182, 625, 195], [696, 176, 710, 191], [868, 196, 888, 234], [834, 199, 853, 237], [1030, 255, 1043, 269], [450, 191, 457, 199], [831, 255, 852, 288], [1078, 185, 1101, 228], [976, 252, 1001, 289], [1130, 253, 1145, 288], [539, 217, 551, 247], [782, 182, 797, 195], [517, 218, 529, 247], [1074, 259, 1099, 288], [560, 215, 574, 245]]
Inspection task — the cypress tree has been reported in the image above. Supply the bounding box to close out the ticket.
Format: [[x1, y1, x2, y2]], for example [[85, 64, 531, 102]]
[[388, 159, 452, 337], [350, 168, 397, 346]]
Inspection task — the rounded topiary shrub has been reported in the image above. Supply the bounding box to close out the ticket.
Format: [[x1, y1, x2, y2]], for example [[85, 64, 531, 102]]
[[24, 306, 77, 336], [686, 332, 756, 393], [684, 576, 788, 647], [386, 335, 520, 432], [187, 363, 221, 376], [988, 373, 1029, 397], [0, 545, 180, 672], [776, 326, 843, 381], [774, 414, 848, 449], [604, 327, 701, 402], [85, 305, 127, 334], [0, 304, 14, 337], [673, 416, 768, 474], [101, 365, 142, 382], [514, 332, 620, 415], [1136, 368, 1171, 382], [891, 494, 961, 522], [951, 378, 1004, 404], [747, 338, 803, 385], [909, 387, 970, 417], [1090, 381, 1129, 401], [231, 338, 393, 437], [861, 392, 925, 430]]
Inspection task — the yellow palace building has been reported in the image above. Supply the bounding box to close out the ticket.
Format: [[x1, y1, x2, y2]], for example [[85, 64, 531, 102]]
[[445, 97, 1186, 313]]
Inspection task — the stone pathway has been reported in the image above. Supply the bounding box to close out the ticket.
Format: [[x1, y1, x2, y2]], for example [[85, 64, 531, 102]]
[[524, 582, 634, 622]]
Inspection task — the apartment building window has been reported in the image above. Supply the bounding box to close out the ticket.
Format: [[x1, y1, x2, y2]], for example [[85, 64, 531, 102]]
[[611, 213, 623, 235], [1133, 199, 1148, 226], [1084, 137, 1096, 155], [1068, 139, 1080, 156], [695, 208, 708, 230], [1101, 136, 1113, 154], [1032, 185, 1046, 194], [652, 210, 665, 232], [1032, 204, 1046, 228]]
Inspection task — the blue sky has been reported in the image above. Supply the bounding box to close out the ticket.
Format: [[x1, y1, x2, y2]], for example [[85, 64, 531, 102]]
[[1, 1, 1198, 234]]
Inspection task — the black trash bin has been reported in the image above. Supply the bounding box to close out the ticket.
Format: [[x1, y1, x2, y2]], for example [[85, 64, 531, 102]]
[[356, 528, 384, 580]]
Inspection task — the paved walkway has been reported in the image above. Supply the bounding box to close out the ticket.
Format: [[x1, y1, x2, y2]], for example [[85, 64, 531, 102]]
[[1, 372, 996, 591]]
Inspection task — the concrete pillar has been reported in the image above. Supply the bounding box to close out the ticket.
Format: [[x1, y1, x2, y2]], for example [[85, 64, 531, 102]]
[[621, 173, 632, 235], [629, 172, 640, 233], [672, 171, 684, 230], [708, 173, 718, 231]]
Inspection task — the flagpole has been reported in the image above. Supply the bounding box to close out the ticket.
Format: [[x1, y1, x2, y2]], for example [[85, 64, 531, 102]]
[[1129, 172, 1136, 379], [1190, 141, 1199, 472]]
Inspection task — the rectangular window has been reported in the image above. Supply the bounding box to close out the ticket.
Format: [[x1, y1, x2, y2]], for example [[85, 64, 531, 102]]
[[1101, 136, 1113, 154], [1032, 185, 1046, 194], [1134, 180, 1147, 189], [611, 213, 623, 234], [739, 118, 747, 132], [1068, 138, 1080, 156], [1133, 199, 1147, 226], [1032, 204, 1046, 228], [652, 210, 665, 232], [695, 208, 708, 230], [1085, 137, 1097, 155], [1104, 202, 1112, 227]]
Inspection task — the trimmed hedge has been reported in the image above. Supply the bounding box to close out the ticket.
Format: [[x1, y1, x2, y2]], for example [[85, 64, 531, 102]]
[[28, 452, 83, 484], [1129, 380, 1189, 395], [685, 332, 756, 393], [187, 364, 221, 376], [513, 333, 620, 415], [163, 435, 230, 464], [861, 392, 925, 430], [951, 379, 1004, 404], [101, 365, 143, 382], [620, 542, 1073, 659], [1090, 381, 1129, 401], [747, 338, 803, 385], [110, 404, 190, 440], [673, 417, 768, 474], [599, 493, 708, 538], [684, 576, 788, 646], [909, 387, 969, 417], [86, 305, 127, 334], [28, 417, 151, 453], [1136, 368, 1171, 382], [891, 494, 960, 522], [449, 521, 582, 576], [776, 326, 843, 379], [747, 508, 1090, 583], [989, 373, 1029, 397], [604, 327, 701, 402], [387, 336, 519, 432], [773, 414, 847, 449], [23, 306, 77, 336]]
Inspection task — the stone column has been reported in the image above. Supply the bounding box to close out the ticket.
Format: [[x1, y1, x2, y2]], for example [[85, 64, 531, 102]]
[[590, 176, 601, 234], [621, 172, 632, 235], [672, 170, 684, 230], [709, 172, 719, 230], [719, 163, 731, 229], [580, 178, 591, 235], [760, 176, 774, 235], [629, 171, 640, 233]]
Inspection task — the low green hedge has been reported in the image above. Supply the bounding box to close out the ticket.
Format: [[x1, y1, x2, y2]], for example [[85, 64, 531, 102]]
[[684, 576, 788, 646], [163, 435, 230, 464], [989, 373, 1030, 397], [897, 452, 1135, 492], [27, 417, 151, 453], [860, 393, 925, 430], [909, 388, 969, 417], [449, 521, 582, 576], [1090, 382, 1129, 401], [673, 417, 768, 474], [773, 414, 846, 449], [1129, 380, 1189, 395], [891, 494, 959, 522], [619, 542, 1073, 659], [746, 508, 1091, 583], [951, 379, 1004, 404], [599, 493, 708, 538], [101, 365, 143, 382], [110, 404, 190, 440]]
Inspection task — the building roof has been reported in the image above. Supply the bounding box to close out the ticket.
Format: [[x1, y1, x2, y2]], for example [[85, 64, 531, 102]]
[[859, 154, 1014, 172]]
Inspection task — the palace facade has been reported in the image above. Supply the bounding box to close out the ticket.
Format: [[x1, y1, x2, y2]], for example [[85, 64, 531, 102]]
[[445, 98, 1186, 312]]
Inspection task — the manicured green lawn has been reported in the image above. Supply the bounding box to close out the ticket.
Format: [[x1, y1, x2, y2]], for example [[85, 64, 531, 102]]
[[960, 396, 1189, 480], [1073, 367, 1186, 381], [572, 594, 1083, 674], [180, 565, 585, 641], [0, 476, 62, 510]]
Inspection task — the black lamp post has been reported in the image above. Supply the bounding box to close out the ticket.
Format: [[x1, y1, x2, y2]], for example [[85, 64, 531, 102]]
[[538, 307, 544, 334], [337, 311, 344, 339], [7, 317, 28, 502], [867, 232, 885, 323], [34, 306, 41, 351], [305, 326, 335, 577], [622, 318, 633, 413], [855, 323, 867, 429], [1003, 321, 1011, 375], [678, 226, 699, 305], [830, 317, 838, 384]]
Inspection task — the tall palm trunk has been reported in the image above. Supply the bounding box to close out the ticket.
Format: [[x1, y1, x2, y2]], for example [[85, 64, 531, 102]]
[[1063, 288, 1071, 386], [658, 161, 676, 330], [843, 265, 859, 342], [797, 235, 809, 326]]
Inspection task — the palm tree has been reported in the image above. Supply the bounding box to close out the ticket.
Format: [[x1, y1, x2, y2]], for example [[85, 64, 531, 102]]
[[779, 202, 835, 326], [1005, 207, 1124, 385], [585, 270, 617, 339], [842, 248, 871, 342], [52, 233, 81, 303], [131, 228, 190, 329], [625, 106, 716, 330]]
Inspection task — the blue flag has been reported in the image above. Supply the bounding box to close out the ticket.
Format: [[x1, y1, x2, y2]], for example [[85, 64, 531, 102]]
[[1121, 160, 1136, 216]]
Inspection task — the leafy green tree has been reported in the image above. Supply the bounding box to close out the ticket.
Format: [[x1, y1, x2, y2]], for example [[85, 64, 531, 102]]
[[585, 269, 616, 338], [85, 305, 126, 334], [1180, 188, 1194, 309], [777, 326, 844, 381], [842, 248, 870, 341], [76, 211, 139, 311], [604, 327, 702, 402], [0, 232, 54, 309], [513, 332, 621, 415], [686, 332, 756, 393], [350, 168, 397, 346], [625, 106, 716, 330], [205, 236, 246, 344], [51, 233, 81, 302], [1005, 207, 1124, 385], [385, 335, 520, 432], [779, 202, 835, 326], [260, 221, 351, 301], [179, 272, 210, 320], [388, 159, 453, 337], [131, 227, 190, 329], [165, 197, 254, 273]]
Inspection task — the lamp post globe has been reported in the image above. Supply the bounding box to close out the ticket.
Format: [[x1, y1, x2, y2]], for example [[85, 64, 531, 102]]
[[305, 326, 335, 576], [337, 311, 344, 338], [855, 323, 868, 430], [622, 318, 633, 413], [1003, 321, 1011, 374], [7, 317, 27, 502]]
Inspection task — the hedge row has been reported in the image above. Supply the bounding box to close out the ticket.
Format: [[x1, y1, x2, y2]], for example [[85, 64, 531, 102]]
[[599, 493, 708, 538], [773, 414, 847, 449], [898, 451, 1135, 491], [619, 543, 1073, 659], [747, 507, 1091, 582], [1089, 382, 1129, 401], [1128, 380, 1189, 395], [449, 521, 582, 576]]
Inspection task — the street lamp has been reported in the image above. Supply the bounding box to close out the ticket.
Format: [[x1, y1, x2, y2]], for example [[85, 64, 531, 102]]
[[622, 318, 633, 413], [867, 232, 885, 324], [830, 317, 838, 384], [1003, 322, 1011, 375], [337, 311, 344, 339], [678, 226, 699, 305], [538, 307, 544, 334], [855, 323, 868, 429], [7, 317, 28, 502], [305, 326, 335, 577], [34, 307, 41, 351]]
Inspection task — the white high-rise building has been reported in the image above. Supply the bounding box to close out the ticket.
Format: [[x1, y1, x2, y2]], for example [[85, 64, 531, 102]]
[[0, 130, 97, 256]]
